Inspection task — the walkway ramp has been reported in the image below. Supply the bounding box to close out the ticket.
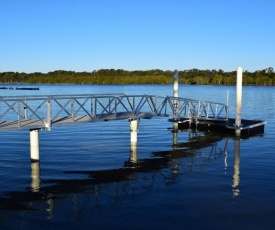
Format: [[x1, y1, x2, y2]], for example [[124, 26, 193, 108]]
[[0, 94, 228, 132]]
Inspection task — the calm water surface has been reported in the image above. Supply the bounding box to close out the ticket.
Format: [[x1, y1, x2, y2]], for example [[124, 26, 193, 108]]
[[0, 84, 274, 230]]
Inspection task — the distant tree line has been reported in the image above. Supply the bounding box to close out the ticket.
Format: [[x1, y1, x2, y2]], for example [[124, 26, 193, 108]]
[[0, 68, 274, 85]]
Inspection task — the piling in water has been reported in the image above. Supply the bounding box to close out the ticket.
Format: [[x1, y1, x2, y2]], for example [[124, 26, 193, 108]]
[[235, 67, 243, 136]]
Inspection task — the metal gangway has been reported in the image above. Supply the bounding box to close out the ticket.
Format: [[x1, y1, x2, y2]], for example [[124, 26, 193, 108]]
[[0, 94, 228, 132], [0, 93, 228, 162]]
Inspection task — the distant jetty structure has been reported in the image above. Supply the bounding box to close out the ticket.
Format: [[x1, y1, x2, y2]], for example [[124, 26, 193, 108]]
[[0, 86, 39, 90]]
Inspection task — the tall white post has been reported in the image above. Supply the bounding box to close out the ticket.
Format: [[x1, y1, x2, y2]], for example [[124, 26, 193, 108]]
[[130, 119, 138, 162], [30, 129, 40, 162], [126, 119, 139, 167], [46, 100, 52, 130], [130, 119, 138, 144], [173, 69, 179, 129], [173, 69, 179, 98], [235, 67, 243, 136]]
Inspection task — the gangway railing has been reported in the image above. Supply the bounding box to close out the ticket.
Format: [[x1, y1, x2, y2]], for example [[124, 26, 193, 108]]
[[0, 94, 228, 132]]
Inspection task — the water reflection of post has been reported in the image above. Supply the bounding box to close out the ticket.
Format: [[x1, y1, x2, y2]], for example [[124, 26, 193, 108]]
[[224, 137, 229, 171], [31, 161, 41, 192], [129, 142, 139, 164], [232, 138, 240, 197], [172, 123, 178, 146], [47, 199, 54, 220], [171, 123, 179, 174]]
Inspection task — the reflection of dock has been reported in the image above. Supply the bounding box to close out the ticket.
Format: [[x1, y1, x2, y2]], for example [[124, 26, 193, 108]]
[[0, 129, 228, 214]]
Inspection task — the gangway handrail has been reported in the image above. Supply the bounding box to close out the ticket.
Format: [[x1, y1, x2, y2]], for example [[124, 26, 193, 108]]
[[0, 94, 228, 132], [0, 93, 128, 100]]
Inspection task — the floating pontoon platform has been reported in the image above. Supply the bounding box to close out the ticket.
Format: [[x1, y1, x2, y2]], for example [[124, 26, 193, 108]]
[[175, 118, 267, 138]]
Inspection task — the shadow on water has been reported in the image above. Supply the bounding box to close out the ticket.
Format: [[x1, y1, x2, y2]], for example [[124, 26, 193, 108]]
[[0, 129, 232, 213]]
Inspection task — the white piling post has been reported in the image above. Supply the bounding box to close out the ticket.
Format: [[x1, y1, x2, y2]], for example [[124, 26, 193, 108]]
[[235, 67, 243, 136], [30, 129, 40, 162], [128, 119, 139, 165], [130, 119, 138, 143], [226, 90, 229, 121], [46, 100, 52, 130], [173, 69, 179, 129], [173, 69, 179, 98]]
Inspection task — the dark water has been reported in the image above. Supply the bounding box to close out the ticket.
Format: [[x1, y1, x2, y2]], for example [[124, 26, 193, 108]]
[[0, 84, 274, 230]]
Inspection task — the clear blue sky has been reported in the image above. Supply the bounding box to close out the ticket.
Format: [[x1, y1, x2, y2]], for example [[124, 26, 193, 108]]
[[1, 0, 274, 73]]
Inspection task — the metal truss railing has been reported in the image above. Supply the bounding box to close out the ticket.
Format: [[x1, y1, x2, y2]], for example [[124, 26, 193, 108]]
[[158, 96, 228, 121], [0, 94, 228, 131]]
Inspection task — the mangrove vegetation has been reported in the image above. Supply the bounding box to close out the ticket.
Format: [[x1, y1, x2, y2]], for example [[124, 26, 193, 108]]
[[0, 68, 274, 85]]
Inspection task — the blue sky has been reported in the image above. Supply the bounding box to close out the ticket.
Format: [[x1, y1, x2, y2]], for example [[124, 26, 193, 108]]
[[1, 0, 274, 73]]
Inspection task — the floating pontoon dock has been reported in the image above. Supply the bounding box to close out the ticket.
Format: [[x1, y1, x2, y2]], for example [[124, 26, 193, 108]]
[[175, 117, 267, 137]]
